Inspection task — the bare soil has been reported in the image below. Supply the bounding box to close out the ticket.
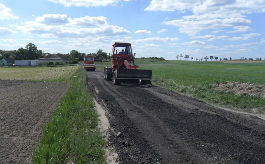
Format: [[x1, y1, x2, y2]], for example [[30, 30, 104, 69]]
[[86, 69, 265, 164], [215, 81, 265, 99], [219, 60, 265, 64], [0, 80, 70, 163]]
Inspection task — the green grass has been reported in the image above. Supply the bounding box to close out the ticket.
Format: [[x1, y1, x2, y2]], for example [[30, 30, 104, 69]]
[[32, 68, 105, 163], [0, 66, 78, 81], [96, 59, 265, 113]]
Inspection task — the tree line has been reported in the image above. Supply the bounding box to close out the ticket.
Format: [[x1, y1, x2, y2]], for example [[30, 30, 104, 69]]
[[0, 43, 43, 60], [0, 43, 109, 63]]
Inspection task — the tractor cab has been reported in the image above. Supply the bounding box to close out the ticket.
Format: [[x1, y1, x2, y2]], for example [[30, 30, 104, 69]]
[[113, 42, 132, 56]]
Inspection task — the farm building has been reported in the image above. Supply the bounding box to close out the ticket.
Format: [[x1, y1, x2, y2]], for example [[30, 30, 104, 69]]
[[36, 58, 64, 65], [0, 58, 14, 66], [15, 60, 39, 66], [14, 54, 68, 66]]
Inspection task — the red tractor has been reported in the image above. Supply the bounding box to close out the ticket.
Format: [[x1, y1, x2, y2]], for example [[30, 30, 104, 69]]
[[104, 42, 152, 85]]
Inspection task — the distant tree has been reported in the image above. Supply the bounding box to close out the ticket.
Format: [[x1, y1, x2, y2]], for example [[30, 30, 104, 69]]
[[95, 49, 108, 62], [15, 48, 28, 60], [0, 50, 3, 60], [214, 56, 218, 61], [210, 56, 213, 61], [25, 43, 38, 60], [184, 54, 189, 60], [70, 50, 80, 59], [204, 56, 209, 61], [37, 50, 43, 58], [176, 55, 179, 60], [179, 54, 183, 60], [159, 57, 165, 61], [80, 53, 86, 61], [2, 52, 12, 59]]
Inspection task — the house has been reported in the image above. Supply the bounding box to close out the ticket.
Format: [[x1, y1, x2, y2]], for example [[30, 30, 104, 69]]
[[0, 58, 14, 66]]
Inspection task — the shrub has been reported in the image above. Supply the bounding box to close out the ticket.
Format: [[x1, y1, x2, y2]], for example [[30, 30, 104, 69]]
[[47, 62, 54, 66]]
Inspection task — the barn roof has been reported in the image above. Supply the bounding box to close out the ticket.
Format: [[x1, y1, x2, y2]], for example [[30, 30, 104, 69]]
[[4, 58, 14, 64]]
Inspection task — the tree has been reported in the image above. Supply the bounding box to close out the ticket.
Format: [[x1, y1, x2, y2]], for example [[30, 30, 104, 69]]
[[176, 55, 179, 60], [179, 54, 183, 60], [184, 54, 189, 60], [0, 50, 3, 60], [25, 43, 38, 60], [214, 56, 218, 61], [204, 56, 209, 61], [15, 48, 28, 60], [70, 50, 80, 59], [95, 49, 108, 61]]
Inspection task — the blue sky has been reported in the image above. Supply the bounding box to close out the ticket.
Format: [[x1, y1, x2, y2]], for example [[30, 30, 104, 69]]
[[0, 0, 264, 60]]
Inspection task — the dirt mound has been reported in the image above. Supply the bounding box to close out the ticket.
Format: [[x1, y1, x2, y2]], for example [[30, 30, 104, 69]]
[[215, 81, 265, 98]]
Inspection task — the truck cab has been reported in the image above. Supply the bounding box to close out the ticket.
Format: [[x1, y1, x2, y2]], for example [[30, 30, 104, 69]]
[[83, 55, 96, 71]]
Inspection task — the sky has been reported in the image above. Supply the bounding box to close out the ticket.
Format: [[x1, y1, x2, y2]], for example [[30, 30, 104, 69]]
[[0, 0, 265, 60]]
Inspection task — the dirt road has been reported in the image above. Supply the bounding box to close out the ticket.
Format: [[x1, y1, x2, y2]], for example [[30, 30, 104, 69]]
[[86, 69, 265, 164]]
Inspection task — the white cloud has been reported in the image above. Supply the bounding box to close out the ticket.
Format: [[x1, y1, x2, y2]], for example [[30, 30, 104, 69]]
[[0, 39, 18, 43], [135, 30, 151, 35], [70, 16, 107, 27], [47, 0, 120, 7], [192, 35, 229, 41], [15, 14, 130, 38], [0, 27, 16, 35], [0, 3, 19, 20], [163, 16, 251, 36], [182, 40, 206, 46], [42, 40, 64, 44], [228, 33, 261, 41], [36, 14, 69, 25], [231, 26, 252, 33], [133, 37, 179, 44], [145, 0, 201, 11], [152, 0, 265, 36], [157, 29, 167, 34]]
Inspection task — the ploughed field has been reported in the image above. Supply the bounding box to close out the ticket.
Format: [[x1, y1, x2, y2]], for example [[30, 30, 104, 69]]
[[86, 69, 265, 164], [0, 80, 70, 163]]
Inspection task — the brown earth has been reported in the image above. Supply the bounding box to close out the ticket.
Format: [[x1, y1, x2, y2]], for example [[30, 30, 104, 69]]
[[86, 69, 265, 164], [215, 81, 265, 99], [0, 80, 70, 163], [219, 60, 265, 64]]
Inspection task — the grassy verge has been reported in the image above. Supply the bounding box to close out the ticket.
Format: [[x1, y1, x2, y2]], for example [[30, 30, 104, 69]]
[[95, 59, 265, 113], [32, 67, 105, 163]]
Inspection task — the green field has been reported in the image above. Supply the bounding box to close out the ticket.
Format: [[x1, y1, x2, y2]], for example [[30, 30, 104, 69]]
[[0, 66, 78, 81], [96, 59, 265, 113]]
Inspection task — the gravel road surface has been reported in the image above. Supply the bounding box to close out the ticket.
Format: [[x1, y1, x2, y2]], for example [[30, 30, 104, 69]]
[[86, 69, 265, 164]]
